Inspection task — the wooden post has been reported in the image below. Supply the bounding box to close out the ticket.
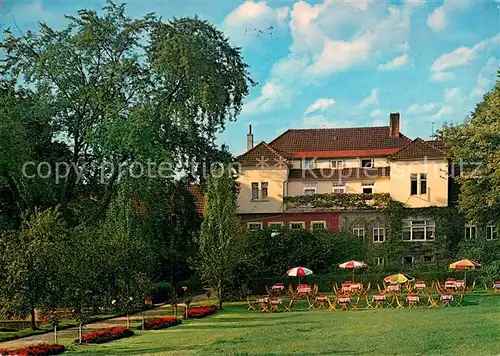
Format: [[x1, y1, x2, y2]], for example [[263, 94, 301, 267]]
[[141, 312, 145, 331], [54, 325, 58, 344], [79, 323, 83, 344], [126, 313, 130, 329]]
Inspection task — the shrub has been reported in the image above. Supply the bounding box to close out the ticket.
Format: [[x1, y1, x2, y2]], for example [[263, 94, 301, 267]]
[[185, 305, 217, 319], [152, 282, 172, 303], [0, 343, 65, 355], [143, 317, 182, 330], [79, 327, 134, 344]]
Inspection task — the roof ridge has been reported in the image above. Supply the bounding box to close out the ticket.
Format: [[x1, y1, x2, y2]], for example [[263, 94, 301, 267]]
[[261, 141, 288, 160], [389, 137, 445, 160]]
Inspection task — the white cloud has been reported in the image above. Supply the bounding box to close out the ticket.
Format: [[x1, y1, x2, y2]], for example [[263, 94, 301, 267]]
[[297, 115, 351, 129], [406, 103, 437, 115], [224, 1, 289, 44], [430, 71, 455, 82], [444, 87, 462, 102], [378, 54, 410, 71], [427, 6, 446, 32], [305, 97, 336, 115], [370, 109, 384, 118], [431, 105, 454, 120], [471, 57, 499, 97], [430, 35, 499, 81], [243, 82, 285, 114], [360, 89, 378, 108], [242, 1, 420, 114], [427, 0, 471, 32]]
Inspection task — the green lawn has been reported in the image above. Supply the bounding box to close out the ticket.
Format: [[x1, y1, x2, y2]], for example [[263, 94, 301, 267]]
[[59, 294, 500, 356]]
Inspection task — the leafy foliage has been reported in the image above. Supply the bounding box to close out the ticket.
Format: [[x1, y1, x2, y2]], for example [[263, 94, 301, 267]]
[[283, 193, 393, 210], [439, 73, 500, 223]]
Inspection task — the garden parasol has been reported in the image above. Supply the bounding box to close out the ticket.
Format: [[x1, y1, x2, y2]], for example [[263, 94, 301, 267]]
[[384, 273, 415, 284], [338, 260, 368, 282], [286, 266, 313, 284], [449, 259, 481, 284]]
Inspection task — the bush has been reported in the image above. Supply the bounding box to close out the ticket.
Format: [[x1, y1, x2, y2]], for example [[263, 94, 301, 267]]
[[185, 306, 217, 319], [79, 327, 134, 344], [142, 317, 182, 330], [152, 282, 172, 303], [0, 343, 65, 355]]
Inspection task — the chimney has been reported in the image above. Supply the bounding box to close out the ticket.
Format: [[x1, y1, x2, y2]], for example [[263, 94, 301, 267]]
[[389, 113, 400, 138], [247, 124, 254, 151]]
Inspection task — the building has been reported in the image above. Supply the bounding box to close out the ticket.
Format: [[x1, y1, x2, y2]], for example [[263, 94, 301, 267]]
[[235, 113, 460, 264]]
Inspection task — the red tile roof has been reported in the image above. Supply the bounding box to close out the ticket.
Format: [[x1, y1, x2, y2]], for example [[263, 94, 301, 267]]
[[187, 184, 205, 216], [268, 127, 411, 157], [236, 141, 291, 167], [389, 138, 446, 160]]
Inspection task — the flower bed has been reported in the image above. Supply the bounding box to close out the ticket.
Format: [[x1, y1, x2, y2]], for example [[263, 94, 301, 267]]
[[79, 327, 134, 344], [185, 305, 217, 319], [143, 317, 182, 330], [0, 343, 65, 355]]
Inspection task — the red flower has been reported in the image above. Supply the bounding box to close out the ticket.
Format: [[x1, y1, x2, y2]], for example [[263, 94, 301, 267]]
[[143, 317, 182, 330], [0, 343, 65, 356], [185, 305, 217, 319], [79, 327, 134, 344]]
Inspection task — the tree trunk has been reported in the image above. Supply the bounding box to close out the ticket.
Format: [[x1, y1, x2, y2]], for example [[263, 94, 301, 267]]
[[54, 325, 58, 344], [218, 287, 223, 310], [79, 323, 83, 344], [126, 313, 130, 329], [30, 307, 37, 330], [141, 312, 145, 331]]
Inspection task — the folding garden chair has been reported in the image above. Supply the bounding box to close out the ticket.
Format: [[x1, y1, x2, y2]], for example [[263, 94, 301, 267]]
[[426, 293, 438, 309], [312, 284, 319, 297], [351, 296, 361, 311], [269, 298, 283, 312], [246, 296, 256, 311], [406, 294, 419, 308], [314, 295, 329, 309], [364, 294, 374, 309], [284, 298, 294, 312], [454, 292, 464, 307], [327, 296, 337, 311], [439, 293, 453, 307], [265, 284, 271, 295], [257, 297, 269, 312], [337, 295, 351, 311], [307, 296, 316, 309], [373, 294, 386, 309], [494, 280, 500, 294]]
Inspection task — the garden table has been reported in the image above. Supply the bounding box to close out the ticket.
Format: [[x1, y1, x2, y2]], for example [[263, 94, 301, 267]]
[[257, 297, 269, 312], [406, 294, 419, 308], [373, 294, 386, 309], [314, 295, 329, 309], [494, 281, 500, 293], [454, 280, 465, 290], [269, 298, 283, 312], [445, 281, 456, 290], [440, 294, 454, 307], [387, 284, 400, 293], [337, 295, 351, 310]]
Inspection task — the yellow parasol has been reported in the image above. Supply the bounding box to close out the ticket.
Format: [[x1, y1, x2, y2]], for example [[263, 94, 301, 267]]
[[449, 259, 481, 283], [384, 273, 415, 284]]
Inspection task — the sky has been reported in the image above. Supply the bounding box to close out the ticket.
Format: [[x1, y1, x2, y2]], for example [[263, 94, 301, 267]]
[[1, 0, 499, 155]]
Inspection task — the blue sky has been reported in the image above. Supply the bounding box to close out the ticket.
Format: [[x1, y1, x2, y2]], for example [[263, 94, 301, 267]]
[[1, 0, 499, 155]]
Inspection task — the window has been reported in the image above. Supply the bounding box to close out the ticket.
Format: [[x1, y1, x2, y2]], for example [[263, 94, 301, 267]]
[[420, 174, 427, 194], [332, 181, 345, 194], [290, 221, 305, 231], [311, 221, 327, 231], [374, 257, 385, 266], [402, 219, 436, 241], [353, 222, 365, 238], [403, 256, 414, 265], [410, 174, 418, 195], [362, 182, 374, 195], [464, 224, 477, 240], [423, 255, 434, 263], [268, 222, 284, 230], [330, 160, 344, 169], [303, 158, 316, 169], [487, 225, 497, 240], [247, 222, 263, 231], [251, 182, 259, 200], [261, 182, 268, 199], [373, 222, 386, 243], [251, 182, 268, 200], [361, 158, 374, 168], [304, 187, 316, 196]]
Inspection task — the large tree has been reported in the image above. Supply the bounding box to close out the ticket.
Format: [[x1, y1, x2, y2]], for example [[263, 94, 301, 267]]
[[196, 169, 241, 310], [439, 73, 500, 223], [0, 0, 252, 226]]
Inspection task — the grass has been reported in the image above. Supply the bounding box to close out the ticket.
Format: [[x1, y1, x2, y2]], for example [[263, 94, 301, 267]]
[[59, 294, 500, 356]]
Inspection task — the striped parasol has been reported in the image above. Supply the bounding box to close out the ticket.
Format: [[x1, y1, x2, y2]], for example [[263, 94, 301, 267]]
[[286, 266, 313, 284], [449, 259, 480, 284], [384, 273, 415, 284], [339, 260, 368, 281]]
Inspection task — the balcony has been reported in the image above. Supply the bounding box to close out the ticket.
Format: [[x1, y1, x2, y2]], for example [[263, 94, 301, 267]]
[[283, 192, 392, 213]]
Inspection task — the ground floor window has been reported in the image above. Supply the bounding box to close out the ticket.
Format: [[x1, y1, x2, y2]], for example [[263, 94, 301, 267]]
[[374, 257, 385, 266], [403, 256, 414, 265], [268, 222, 284, 230], [423, 255, 434, 263], [464, 224, 477, 240], [247, 222, 263, 231], [486, 225, 497, 240], [290, 221, 305, 231], [311, 221, 327, 231], [402, 219, 435, 241]]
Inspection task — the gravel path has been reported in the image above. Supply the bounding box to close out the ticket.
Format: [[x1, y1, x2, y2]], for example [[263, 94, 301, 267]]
[[0, 304, 180, 349]]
